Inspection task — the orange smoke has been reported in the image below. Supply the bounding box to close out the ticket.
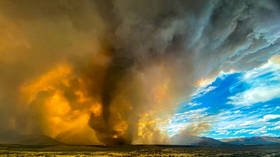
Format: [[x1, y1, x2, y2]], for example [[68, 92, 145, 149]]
[[133, 112, 169, 144], [20, 63, 102, 144], [17, 60, 210, 145], [20, 64, 72, 104]]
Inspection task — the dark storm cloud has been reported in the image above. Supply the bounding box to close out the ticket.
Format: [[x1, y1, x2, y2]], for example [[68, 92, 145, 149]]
[[0, 0, 279, 145]]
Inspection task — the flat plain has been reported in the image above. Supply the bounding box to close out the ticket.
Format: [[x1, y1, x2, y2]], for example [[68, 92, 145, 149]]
[[0, 144, 279, 157]]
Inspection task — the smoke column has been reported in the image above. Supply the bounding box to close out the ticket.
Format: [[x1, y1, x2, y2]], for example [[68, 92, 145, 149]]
[[0, 0, 279, 145]]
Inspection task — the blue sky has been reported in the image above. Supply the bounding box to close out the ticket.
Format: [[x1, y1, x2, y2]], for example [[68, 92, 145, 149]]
[[167, 59, 280, 139]]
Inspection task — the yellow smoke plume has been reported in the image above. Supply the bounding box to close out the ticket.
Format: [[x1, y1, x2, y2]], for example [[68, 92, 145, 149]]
[[20, 63, 102, 144]]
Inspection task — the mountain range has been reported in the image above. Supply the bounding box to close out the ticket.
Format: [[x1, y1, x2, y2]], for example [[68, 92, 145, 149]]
[[221, 136, 280, 145], [0, 130, 60, 145], [0, 130, 279, 146]]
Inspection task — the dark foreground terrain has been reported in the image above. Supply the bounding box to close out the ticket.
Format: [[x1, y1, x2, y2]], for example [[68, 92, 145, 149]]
[[0, 144, 279, 157]]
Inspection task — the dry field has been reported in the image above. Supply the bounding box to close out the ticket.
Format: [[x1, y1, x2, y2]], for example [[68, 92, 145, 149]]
[[0, 144, 279, 157]]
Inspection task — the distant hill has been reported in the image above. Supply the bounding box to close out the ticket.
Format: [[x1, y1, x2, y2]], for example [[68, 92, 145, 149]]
[[1, 130, 279, 146], [171, 135, 225, 146], [171, 135, 280, 146], [0, 130, 60, 145], [222, 136, 280, 145], [190, 136, 225, 146]]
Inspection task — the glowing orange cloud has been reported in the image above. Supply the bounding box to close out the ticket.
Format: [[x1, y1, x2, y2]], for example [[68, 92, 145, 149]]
[[19, 63, 102, 144]]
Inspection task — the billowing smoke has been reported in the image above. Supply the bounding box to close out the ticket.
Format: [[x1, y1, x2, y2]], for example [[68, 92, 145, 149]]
[[0, 0, 280, 145]]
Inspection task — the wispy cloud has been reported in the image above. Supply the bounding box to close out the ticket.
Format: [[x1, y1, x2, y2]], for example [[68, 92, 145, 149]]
[[192, 85, 217, 99], [228, 86, 280, 106], [228, 61, 280, 106], [170, 56, 280, 139], [250, 126, 267, 135], [166, 108, 209, 136], [260, 114, 280, 122]]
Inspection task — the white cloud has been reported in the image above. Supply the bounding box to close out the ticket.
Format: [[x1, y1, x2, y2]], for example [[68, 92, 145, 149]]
[[165, 108, 209, 136], [192, 85, 216, 99], [209, 108, 275, 136], [250, 126, 267, 135], [260, 114, 280, 122], [271, 125, 280, 130], [216, 129, 230, 135], [228, 60, 280, 106], [213, 114, 251, 130], [169, 57, 280, 138], [173, 108, 208, 119], [233, 129, 251, 135], [228, 86, 280, 106], [240, 120, 255, 126]]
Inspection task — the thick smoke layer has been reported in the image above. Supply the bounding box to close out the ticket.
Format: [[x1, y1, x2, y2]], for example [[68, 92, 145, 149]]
[[0, 0, 280, 145]]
